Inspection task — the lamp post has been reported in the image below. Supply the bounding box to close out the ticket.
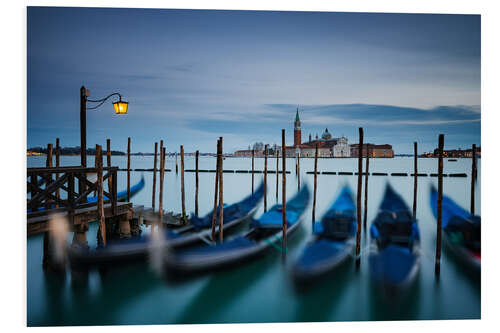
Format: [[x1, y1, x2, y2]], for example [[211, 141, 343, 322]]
[[80, 85, 128, 168]]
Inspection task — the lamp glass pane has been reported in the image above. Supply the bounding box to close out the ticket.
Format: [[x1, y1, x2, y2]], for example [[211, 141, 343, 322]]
[[113, 101, 128, 114]]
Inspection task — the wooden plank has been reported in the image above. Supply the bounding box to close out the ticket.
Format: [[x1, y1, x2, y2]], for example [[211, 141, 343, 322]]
[[27, 166, 118, 174]]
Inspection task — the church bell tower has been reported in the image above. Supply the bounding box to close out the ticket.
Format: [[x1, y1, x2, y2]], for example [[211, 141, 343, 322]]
[[294, 108, 301, 146]]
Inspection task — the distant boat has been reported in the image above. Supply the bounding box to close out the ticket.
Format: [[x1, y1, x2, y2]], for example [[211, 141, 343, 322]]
[[430, 186, 480, 271], [292, 185, 356, 281], [448, 159, 458, 162], [164, 185, 310, 274], [369, 184, 420, 290], [68, 182, 265, 267]]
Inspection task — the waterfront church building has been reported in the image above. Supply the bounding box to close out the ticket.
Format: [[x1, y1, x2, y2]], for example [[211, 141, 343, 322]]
[[285, 109, 351, 158]]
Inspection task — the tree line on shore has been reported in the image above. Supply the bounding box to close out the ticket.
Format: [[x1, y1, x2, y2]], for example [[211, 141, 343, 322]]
[[27, 146, 126, 156]]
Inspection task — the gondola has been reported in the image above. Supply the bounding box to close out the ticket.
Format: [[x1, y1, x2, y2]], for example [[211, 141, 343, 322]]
[[292, 185, 356, 281], [87, 175, 145, 202], [164, 185, 310, 274], [68, 182, 265, 266], [369, 184, 420, 289], [430, 186, 480, 271]]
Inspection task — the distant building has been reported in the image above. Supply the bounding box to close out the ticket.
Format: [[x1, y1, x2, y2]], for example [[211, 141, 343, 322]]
[[283, 109, 350, 157], [350, 144, 394, 158], [234, 149, 257, 157], [427, 147, 481, 158]]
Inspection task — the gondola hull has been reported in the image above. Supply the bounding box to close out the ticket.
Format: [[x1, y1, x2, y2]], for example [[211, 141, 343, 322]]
[[68, 183, 266, 267], [430, 186, 481, 272], [292, 186, 357, 281], [165, 185, 310, 274], [368, 184, 421, 291]]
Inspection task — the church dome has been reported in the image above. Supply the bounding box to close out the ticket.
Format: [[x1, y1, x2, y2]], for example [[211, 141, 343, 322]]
[[321, 128, 332, 140]]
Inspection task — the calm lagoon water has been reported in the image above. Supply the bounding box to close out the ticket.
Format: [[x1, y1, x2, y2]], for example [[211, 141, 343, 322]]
[[27, 156, 481, 325]]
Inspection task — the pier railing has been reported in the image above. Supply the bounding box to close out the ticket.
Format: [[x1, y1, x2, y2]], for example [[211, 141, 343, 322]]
[[27, 166, 118, 217]]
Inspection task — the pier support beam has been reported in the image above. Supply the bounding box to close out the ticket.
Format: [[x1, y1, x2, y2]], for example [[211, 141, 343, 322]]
[[118, 214, 132, 239], [71, 223, 89, 250]]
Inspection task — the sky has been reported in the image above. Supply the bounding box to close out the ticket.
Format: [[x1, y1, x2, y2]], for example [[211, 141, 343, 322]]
[[27, 7, 481, 154]]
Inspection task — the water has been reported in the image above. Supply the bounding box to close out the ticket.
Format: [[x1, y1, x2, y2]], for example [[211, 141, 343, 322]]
[[27, 155, 481, 325]]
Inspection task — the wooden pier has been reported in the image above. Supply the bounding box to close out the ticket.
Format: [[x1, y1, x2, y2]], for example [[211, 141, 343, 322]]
[[27, 166, 133, 237]]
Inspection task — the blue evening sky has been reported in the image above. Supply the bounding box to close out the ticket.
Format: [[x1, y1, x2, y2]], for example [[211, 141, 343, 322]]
[[27, 7, 480, 154]]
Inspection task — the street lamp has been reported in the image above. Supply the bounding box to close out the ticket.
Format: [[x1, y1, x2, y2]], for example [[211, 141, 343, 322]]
[[80, 85, 128, 167]]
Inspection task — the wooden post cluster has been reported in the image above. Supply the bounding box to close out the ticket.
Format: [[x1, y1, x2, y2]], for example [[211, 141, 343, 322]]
[[471, 144, 477, 215], [96, 145, 106, 247], [281, 129, 287, 253], [264, 145, 268, 212], [211, 139, 221, 241], [435, 134, 444, 277], [180, 145, 186, 223], [312, 143, 319, 226], [195, 150, 199, 217], [252, 149, 255, 194], [363, 146, 370, 229], [127, 137, 131, 202], [413, 142, 418, 220], [218, 137, 224, 242], [152, 142, 158, 212], [355, 128, 364, 267]]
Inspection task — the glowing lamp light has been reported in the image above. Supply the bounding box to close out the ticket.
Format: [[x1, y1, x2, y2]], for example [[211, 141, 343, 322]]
[[113, 97, 129, 115]]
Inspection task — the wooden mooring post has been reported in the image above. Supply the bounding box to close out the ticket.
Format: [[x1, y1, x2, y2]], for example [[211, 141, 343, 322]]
[[355, 128, 364, 268], [435, 134, 444, 277], [297, 149, 301, 190], [218, 137, 224, 242], [264, 145, 268, 212], [152, 142, 158, 213], [251, 149, 255, 194], [471, 144, 476, 215], [127, 137, 131, 202], [276, 149, 279, 200], [312, 143, 318, 227], [180, 145, 186, 223], [158, 147, 166, 232], [195, 150, 199, 217], [363, 146, 370, 229], [42, 143, 53, 268], [211, 139, 220, 241], [413, 142, 418, 220], [96, 145, 106, 247], [106, 139, 112, 195], [281, 129, 287, 253], [55, 138, 60, 206], [176, 151, 178, 174]]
